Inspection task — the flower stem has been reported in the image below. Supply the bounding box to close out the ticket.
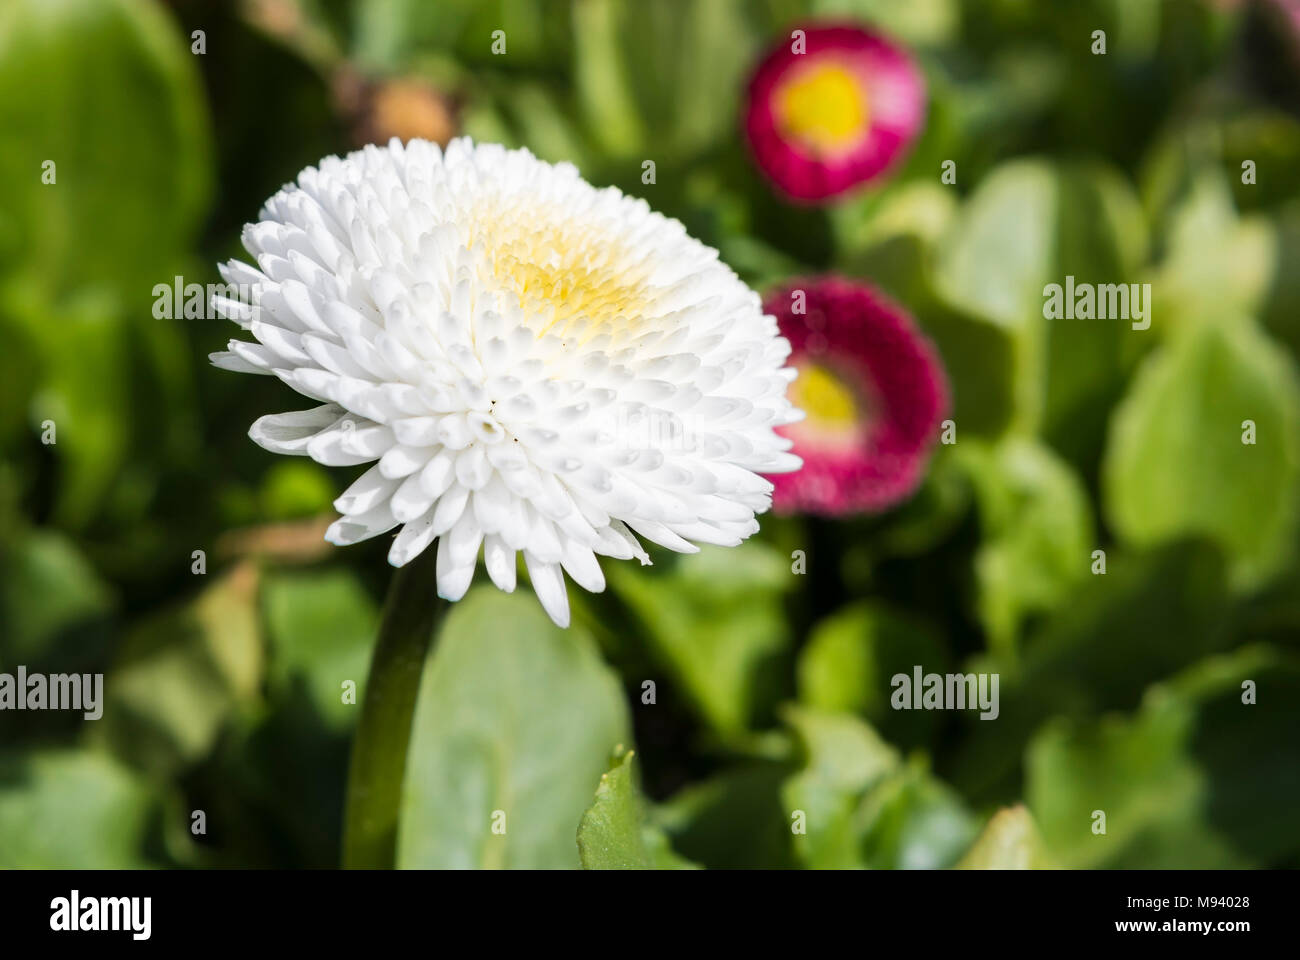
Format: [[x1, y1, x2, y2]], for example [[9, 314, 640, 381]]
[[343, 546, 444, 869]]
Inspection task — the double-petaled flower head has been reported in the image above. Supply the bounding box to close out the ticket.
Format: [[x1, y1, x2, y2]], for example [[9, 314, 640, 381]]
[[764, 277, 948, 515], [211, 138, 802, 626], [745, 24, 926, 203]]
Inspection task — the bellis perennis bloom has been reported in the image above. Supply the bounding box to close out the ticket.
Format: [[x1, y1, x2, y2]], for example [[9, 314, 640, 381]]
[[764, 277, 947, 515], [745, 24, 926, 202], [210, 138, 802, 626]]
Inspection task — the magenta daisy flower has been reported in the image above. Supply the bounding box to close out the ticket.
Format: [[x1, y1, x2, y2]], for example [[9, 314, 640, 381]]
[[744, 24, 926, 203], [765, 278, 948, 514]]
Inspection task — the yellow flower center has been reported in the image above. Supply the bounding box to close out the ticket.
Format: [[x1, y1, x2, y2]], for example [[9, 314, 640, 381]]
[[791, 362, 860, 429], [775, 62, 869, 155], [474, 202, 655, 341]]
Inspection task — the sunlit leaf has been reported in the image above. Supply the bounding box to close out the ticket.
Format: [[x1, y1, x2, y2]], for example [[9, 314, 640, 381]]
[[397, 588, 629, 868], [1103, 321, 1300, 589], [0, 750, 158, 868], [957, 805, 1047, 869]]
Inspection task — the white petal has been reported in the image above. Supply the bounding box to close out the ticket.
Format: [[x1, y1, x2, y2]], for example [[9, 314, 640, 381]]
[[335, 464, 399, 515], [390, 471, 437, 524], [436, 512, 483, 601], [388, 507, 438, 566], [249, 405, 347, 455], [378, 444, 435, 478], [430, 483, 470, 536], [307, 425, 377, 466], [392, 416, 441, 447], [560, 541, 605, 594], [624, 518, 699, 554], [326, 503, 399, 546], [524, 552, 570, 628], [483, 533, 516, 592], [210, 350, 270, 374]]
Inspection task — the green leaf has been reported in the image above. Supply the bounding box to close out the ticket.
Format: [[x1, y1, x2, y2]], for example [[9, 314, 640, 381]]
[[1262, 201, 1300, 364], [572, 0, 646, 158], [0, 750, 158, 868], [934, 160, 1147, 465], [351, 0, 568, 71], [776, 707, 977, 869], [577, 746, 697, 869], [396, 587, 629, 868], [0, 0, 211, 524], [0, 0, 210, 301], [7, 290, 132, 527], [1147, 171, 1275, 340], [262, 566, 378, 731], [97, 564, 264, 775], [577, 747, 650, 868], [957, 805, 1047, 869], [935, 159, 1060, 336], [811, 0, 958, 47], [655, 759, 798, 869], [956, 437, 1094, 654], [504, 82, 592, 169], [949, 540, 1232, 801], [834, 180, 958, 266], [1027, 646, 1300, 868], [607, 542, 791, 736], [660, 0, 760, 156], [0, 528, 115, 664], [796, 602, 950, 749], [921, 300, 1020, 439], [1140, 106, 1300, 222], [831, 184, 1020, 440], [1103, 321, 1300, 589], [855, 760, 978, 870], [781, 707, 898, 869], [573, 0, 757, 160]]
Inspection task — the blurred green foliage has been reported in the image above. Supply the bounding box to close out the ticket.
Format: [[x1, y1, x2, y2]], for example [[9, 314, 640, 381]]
[[1, 0, 1299, 869]]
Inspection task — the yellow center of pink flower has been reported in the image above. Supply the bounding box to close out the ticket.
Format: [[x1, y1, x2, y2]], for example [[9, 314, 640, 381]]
[[775, 63, 869, 155], [789, 361, 866, 450]]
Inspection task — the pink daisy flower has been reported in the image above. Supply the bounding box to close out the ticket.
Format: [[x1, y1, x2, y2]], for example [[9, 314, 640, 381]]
[[744, 24, 926, 203], [765, 278, 948, 515]]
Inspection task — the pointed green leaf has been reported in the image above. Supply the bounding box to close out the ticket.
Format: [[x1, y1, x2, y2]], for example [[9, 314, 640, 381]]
[[577, 746, 698, 869]]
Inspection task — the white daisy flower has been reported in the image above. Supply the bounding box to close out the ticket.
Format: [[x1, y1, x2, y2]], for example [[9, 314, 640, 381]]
[[211, 138, 802, 627]]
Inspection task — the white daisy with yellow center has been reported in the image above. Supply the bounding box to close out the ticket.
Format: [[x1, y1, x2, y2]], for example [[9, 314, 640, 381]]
[[211, 138, 802, 626]]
